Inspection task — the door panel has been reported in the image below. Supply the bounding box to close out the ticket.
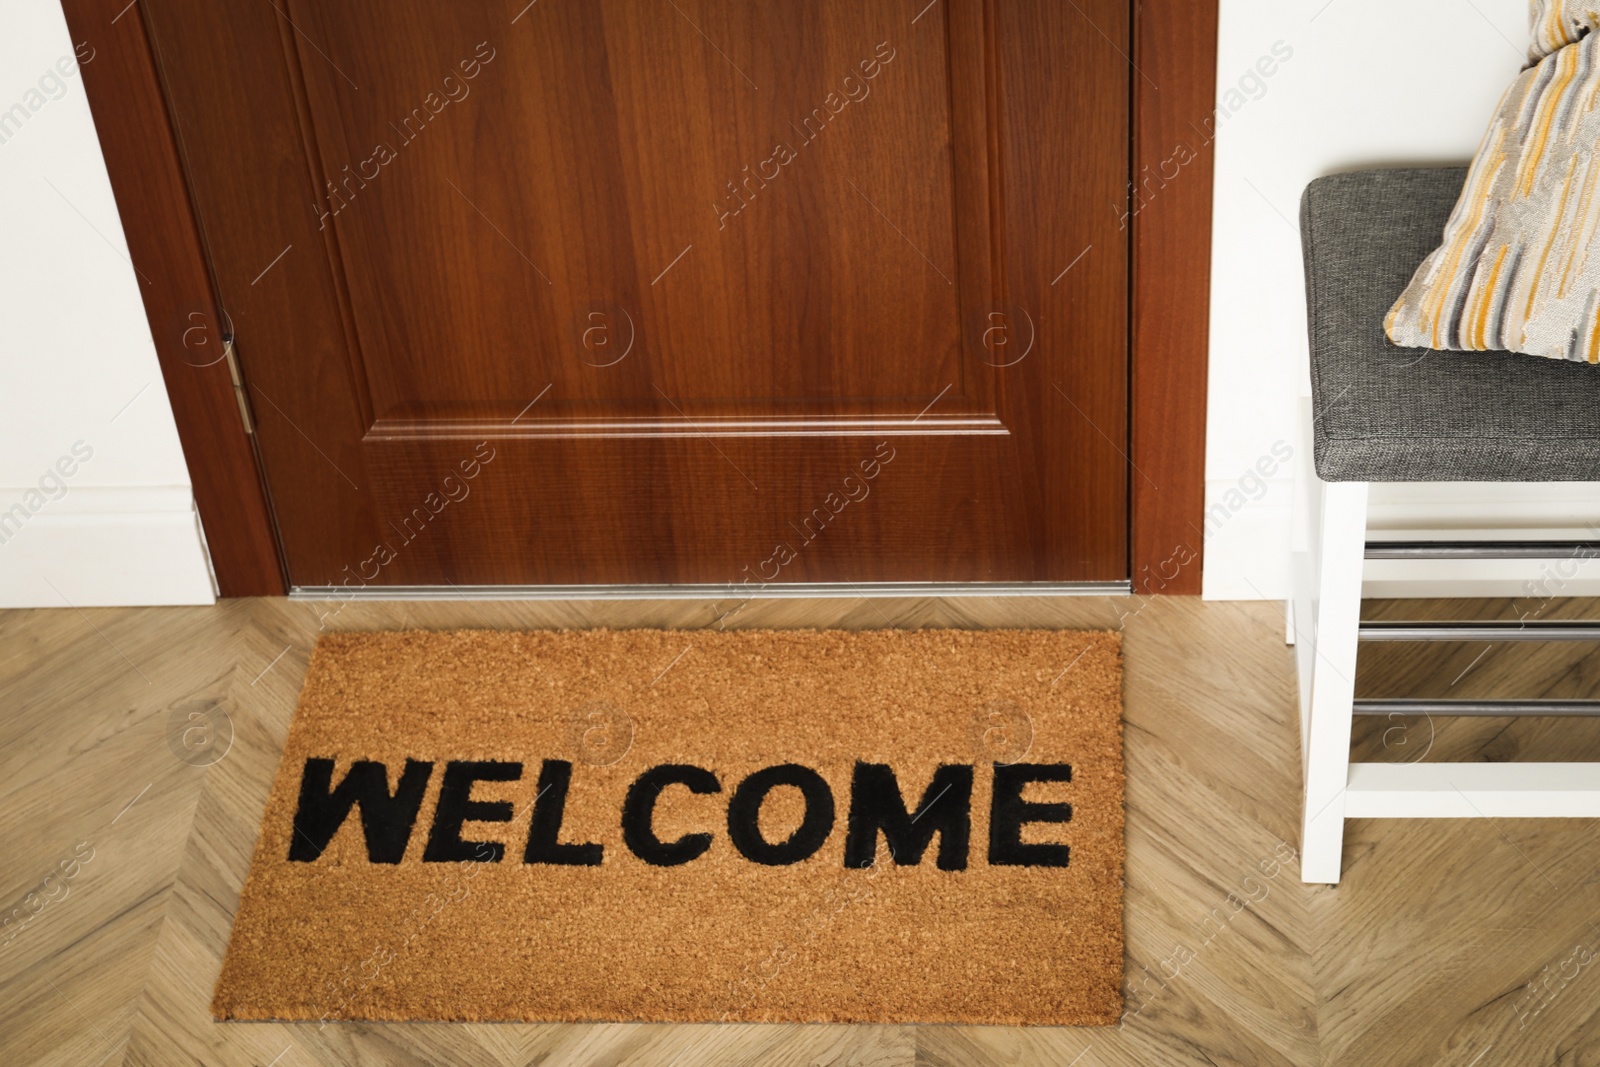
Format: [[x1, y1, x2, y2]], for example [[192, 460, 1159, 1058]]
[[300, 3, 968, 411], [140, 0, 1128, 587]]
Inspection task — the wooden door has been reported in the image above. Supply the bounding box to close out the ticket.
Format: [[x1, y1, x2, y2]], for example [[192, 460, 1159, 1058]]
[[139, 0, 1128, 588]]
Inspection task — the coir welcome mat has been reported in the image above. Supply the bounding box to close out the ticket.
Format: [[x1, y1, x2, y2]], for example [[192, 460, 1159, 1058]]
[[213, 629, 1124, 1025]]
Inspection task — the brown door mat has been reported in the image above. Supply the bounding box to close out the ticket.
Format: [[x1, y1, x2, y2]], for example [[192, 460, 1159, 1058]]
[[214, 628, 1124, 1025]]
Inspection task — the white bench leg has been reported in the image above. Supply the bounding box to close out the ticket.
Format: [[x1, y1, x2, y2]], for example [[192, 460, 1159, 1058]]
[[1299, 480, 1369, 883]]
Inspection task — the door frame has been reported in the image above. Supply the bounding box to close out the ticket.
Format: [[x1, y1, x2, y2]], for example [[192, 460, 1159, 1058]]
[[63, 0, 1215, 598]]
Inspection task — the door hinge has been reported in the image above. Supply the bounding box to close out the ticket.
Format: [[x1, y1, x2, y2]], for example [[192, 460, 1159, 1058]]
[[221, 337, 256, 435]]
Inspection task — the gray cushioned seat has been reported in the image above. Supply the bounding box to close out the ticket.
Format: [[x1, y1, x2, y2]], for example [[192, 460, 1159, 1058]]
[[1302, 167, 1600, 481]]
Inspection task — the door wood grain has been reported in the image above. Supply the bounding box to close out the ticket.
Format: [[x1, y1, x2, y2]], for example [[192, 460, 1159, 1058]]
[[128, 0, 1133, 588]]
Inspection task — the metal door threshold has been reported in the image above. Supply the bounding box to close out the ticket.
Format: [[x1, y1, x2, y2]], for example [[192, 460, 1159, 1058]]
[[289, 581, 1133, 601]]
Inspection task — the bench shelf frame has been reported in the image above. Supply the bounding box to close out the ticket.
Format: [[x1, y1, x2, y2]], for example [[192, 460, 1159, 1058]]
[[1289, 401, 1600, 883]]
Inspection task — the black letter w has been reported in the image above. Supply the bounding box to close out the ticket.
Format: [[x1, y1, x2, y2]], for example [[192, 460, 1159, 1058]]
[[844, 762, 973, 870], [288, 758, 434, 864]]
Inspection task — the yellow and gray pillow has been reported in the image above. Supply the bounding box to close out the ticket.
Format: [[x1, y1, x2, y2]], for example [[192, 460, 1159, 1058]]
[[1386, 17, 1600, 360], [1532, 1, 1600, 62]]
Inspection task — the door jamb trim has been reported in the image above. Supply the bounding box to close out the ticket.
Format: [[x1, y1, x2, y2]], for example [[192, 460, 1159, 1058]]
[[62, 0, 287, 595]]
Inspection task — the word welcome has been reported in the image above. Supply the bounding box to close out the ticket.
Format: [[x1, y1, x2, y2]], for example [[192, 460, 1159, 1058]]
[[714, 41, 896, 229], [0, 42, 95, 146], [314, 42, 497, 228], [0, 440, 94, 546], [289, 756, 1073, 870]]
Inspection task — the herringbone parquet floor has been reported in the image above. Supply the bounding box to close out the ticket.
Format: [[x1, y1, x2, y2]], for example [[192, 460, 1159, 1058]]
[[2, 594, 1597, 1066]]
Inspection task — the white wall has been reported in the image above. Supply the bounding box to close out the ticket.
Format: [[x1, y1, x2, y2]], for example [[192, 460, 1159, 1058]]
[[0, 0, 214, 607], [1205, 0, 1600, 599]]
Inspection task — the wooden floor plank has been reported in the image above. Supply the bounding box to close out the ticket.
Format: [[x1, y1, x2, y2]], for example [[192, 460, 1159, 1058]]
[[1, 595, 1597, 1065]]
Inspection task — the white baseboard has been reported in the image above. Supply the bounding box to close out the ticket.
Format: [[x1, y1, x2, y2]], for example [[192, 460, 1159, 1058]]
[[0, 486, 216, 607]]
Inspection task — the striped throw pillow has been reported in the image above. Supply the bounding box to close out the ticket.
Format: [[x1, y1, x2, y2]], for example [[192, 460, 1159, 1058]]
[[1532, 2, 1600, 62], [1386, 28, 1600, 360]]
